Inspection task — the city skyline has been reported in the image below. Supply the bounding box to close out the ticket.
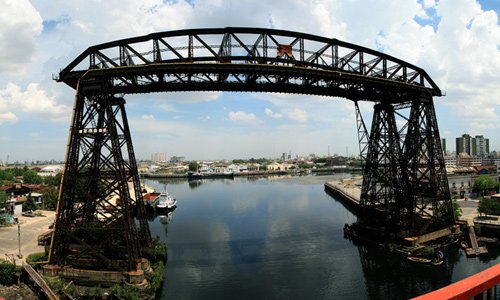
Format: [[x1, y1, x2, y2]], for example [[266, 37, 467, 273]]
[[0, 0, 500, 162]]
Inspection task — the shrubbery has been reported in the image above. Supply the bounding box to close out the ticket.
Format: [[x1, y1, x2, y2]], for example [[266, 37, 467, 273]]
[[26, 252, 48, 264], [478, 197, 500, 216], [0, 260, 22, 285]]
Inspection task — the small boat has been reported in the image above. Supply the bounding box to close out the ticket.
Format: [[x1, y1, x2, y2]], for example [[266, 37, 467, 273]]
[[143, 192, 160, 207], [157, 189, 177, 209], [407, 256, 431, 264]]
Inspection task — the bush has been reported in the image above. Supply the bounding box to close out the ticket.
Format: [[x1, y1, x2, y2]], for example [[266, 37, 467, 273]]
[[478, 198, 500, 216], [0, 261, 22, 285], [147, 261, 165, 292], [452, 200, 462, 219], [154, 239, 167, 263], [26, 252, 48, 264]]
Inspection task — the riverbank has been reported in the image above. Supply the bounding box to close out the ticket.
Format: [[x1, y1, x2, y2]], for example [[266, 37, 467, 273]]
[[324, 178, 500, 230], [142, 167, 362, 179]]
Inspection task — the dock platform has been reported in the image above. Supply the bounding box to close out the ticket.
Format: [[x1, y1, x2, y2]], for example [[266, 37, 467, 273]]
[[465, 218, 488, 256], [324, 178, 362, 212]]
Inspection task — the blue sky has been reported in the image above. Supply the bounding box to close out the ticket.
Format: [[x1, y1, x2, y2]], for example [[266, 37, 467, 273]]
[[0, 0, 499, 162]]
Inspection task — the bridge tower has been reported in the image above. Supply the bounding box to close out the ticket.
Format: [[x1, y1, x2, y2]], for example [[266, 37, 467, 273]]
[[46, 81, 152, 280], [359, 96, 454, 237]]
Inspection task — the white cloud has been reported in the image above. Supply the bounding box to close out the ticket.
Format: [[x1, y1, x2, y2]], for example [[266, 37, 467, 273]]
[[228, 111, 257, 122], [141, 114, 155, 121], [0, 112, 17, 124], [287, 108, 308, 122], [0, 82, 70, 121], [0, 0, 43, 74], [1, 0, 499, 159], [422, 0, 437, 9], [264, 108, 283, 119]]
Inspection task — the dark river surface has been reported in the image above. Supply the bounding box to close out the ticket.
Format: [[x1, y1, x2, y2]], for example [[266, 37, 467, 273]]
[[144, 174, 500, 300]]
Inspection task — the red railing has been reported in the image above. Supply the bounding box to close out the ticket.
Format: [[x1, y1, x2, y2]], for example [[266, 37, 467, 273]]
[[412, 263, 500, 300]]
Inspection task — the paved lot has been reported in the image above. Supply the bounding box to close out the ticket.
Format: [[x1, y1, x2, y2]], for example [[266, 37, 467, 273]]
[[0, 210, 55, 264], [456, 199, 479, 220]]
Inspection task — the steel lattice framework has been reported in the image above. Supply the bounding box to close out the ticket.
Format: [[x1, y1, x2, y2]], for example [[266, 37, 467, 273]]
[[50, 27, 453, 274]]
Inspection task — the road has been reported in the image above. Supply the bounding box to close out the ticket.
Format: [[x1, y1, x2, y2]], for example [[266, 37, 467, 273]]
[[0, 210, 55, 264]]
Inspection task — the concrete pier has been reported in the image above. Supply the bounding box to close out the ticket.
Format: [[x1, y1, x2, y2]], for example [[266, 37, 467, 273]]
[[325, 178, 461, 246], [324, 177, 362, 212]]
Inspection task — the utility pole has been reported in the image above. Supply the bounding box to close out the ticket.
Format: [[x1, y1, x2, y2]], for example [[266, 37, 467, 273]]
[[17, 220, 22, 259]]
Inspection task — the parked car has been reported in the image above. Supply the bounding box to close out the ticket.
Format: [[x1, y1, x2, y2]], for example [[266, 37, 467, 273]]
[[22, 210, 35, 217]]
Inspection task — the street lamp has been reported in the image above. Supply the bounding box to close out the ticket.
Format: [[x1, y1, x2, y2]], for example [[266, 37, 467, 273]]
[[17, 219, 22, 259]]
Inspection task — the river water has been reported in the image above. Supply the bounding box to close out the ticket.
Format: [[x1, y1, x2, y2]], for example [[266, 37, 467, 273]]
[[144, 174, 500, 300]]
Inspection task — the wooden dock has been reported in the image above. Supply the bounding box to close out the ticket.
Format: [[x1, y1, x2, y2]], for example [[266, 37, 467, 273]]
[[465, 218, 488, 256]]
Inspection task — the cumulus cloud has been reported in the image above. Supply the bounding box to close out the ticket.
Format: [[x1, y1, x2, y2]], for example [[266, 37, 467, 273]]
[[0, 0, 43, 74], [287, 108, 308, 123], [0, 82, 70, 121], [1, 0, 500, 159], [228, 111, 257, 122], [264, 108, 283, 119]]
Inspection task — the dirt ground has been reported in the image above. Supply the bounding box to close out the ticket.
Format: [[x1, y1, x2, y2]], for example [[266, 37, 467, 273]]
[[0, 211, 55, 299], [0, 210, 55, 263], [0, 283, 39, 300]]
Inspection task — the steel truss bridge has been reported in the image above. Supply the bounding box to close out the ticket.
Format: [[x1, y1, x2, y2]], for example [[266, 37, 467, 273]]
[[48, 27, 454, 277]]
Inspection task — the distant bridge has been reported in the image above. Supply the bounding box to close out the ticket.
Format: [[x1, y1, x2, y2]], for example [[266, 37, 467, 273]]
[[47, 27, 454, 282]]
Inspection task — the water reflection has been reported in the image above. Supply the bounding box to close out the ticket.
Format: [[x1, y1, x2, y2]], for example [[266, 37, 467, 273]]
[[144, 175, 500, 300], [356, 243, 456, 299], [159, 212, 173, 224]]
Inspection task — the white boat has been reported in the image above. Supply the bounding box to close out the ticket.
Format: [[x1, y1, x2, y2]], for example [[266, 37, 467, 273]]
[[157, 190, 177, 209]]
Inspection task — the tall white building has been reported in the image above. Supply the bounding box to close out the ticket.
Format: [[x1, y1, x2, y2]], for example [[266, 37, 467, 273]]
[[151, 152, 167, 163]]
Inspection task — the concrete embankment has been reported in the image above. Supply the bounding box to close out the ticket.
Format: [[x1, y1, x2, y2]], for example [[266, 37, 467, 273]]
[[324, 178, 362, 212]]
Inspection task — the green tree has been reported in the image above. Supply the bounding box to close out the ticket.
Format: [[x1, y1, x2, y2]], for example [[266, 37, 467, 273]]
[[313, 157, 327, 164], [474, 175, 498, 196], [0, 191, 7, 210], [298, 162, 312, 169], [43, 173, 62, 186], [188, 161, 199, 172], [23, 194, 37, 211], [0, 169, 14, 182], [23, 170, 43, 184], [40, 187, 58, 211], [478, 198, 500, 216], [11, 168, 24, 177], [452, 200, 462, 220]]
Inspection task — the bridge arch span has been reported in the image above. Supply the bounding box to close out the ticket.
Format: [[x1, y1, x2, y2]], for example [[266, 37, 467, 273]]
[[58, 27, 441, 102]]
